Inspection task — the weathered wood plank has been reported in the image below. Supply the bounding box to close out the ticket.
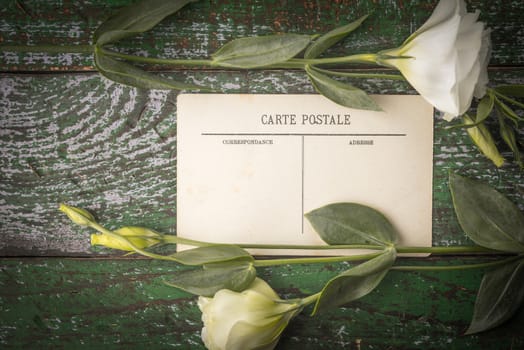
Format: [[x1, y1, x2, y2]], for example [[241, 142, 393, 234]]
[[1, 70, 523, 256], [1, 0, 523, 71], [1, 257, 523, 349]]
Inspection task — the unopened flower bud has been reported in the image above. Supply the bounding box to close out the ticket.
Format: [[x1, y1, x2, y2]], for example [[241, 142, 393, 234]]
[[90, 226, 162, 251], [59, 203, 95, 226]]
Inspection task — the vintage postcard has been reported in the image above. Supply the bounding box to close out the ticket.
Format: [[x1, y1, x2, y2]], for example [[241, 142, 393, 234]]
[[177, 94, 433, 255]]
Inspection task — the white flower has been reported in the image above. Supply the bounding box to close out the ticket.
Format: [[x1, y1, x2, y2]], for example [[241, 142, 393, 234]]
[[197, 278, 302, 350], [379, 0, 491, 120]]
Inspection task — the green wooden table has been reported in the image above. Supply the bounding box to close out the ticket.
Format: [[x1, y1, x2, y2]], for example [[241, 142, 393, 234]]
[[1, 1, 523, 349]]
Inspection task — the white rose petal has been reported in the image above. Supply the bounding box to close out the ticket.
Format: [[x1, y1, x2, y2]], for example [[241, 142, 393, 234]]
[[379, 0, 491, 120]]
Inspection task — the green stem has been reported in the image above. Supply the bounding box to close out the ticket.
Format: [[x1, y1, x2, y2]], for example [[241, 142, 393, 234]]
[[312, 66, 404, 80], [100, 47, 214, 67], [300, 292, 321, 307], [235, 243, 385, 251], [160, 234, 499, 254], [395, 246, 497, 254], [491, 89, 524, 110], [162, 235, 214, 247], [100, 48, 379, 70], [392, 255, 521, 272], [253, 252, 383, 267], [291, 53, 380, 66], [1, 44, 94, 54]]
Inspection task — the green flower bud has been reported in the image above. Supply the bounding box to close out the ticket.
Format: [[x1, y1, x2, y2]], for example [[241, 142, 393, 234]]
[[91, 226, 162, 251], [197, 278, 302, 350], [463, 114, 505, 167], [59, 203, 95, 226]]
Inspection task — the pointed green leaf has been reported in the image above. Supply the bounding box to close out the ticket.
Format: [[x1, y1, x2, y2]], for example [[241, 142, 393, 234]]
[[165, 262, 256, 297], [497, 98, 524, 123], [94, 0, 197, 45], [498, 112, 523, 168], [466, 258, 524, 334], [475, 93, 494, 123], [305, 15, 368, 59], [170, 245, 253, 266], [212, 34, 311, 68], [95, 51, 204, 90], [462, 114, 505, 167], [306, 66, 382, 111], [305, 203, 398, 246], [449, 173, 524, 252], [494, 84, 524, 97], [312, 248, 396, 315]]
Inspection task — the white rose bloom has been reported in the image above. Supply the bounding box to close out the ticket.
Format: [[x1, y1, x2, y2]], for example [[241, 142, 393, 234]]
[[197, 278, 302, 350], [379, 0, 491, 120]]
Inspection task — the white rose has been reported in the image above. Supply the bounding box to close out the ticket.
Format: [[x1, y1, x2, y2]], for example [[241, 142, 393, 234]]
[[379, 0, 491, 120], [197, 278, 302, 350]]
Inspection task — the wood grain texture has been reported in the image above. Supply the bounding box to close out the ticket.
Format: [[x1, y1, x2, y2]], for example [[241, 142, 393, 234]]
[[1, 258, 523, 349], [1, 0, 523, 71]]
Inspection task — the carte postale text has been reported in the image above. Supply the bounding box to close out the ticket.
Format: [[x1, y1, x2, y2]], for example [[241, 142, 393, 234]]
[[261, 113, 351, 126]]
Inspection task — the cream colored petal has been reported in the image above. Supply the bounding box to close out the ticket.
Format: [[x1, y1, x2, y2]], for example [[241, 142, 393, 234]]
[[413, 0, 461, 35], [457, 62, 481, 115], [200, 289, 267, 348], [197, 296, 212, 312], [248, 278, 279, 299], [454, 13, 484, 114], [455, 18, 483, 79], [443, 112, 456, 121], [225, 318, 285, 350], [396, 16, 462, 115], [474, 29, 491, 98]]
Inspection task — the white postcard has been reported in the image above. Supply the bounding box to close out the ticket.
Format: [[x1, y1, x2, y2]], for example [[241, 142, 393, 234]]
[[176, 94, 433, 255]]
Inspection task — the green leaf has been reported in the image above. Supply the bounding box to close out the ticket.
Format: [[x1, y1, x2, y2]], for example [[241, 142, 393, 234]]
[[475, 93, 495, 123], [496, 98, 524, 123], [449, 173, 524, 252], [94, 0, 197, 45], [170, 245, 253, 266], [94, 51, 204, 90], [305, 203, 398, 246], [304, 15, 368, 59], [447, 94, 495, 131], [165, 261, 256, 297], [462, 114, 505, 167], [494, 84, 524, 97], [312, 248, 396, 315], [498, 111, 523, 168], [466, 258, 524, 334], [306, 66, 382, 111], [211, 34, 311, 68]]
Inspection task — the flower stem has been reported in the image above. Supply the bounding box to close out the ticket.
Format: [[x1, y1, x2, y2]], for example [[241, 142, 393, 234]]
[[300, 292, 321, 307], [311, 66, 404, 80], [235, 243, 385, 251], [391, 255, 521, 272], [291, 53, 380, 66], [158, 234, 500, 254], [0, 44, 94, 54], [395, 246, 497, 254], [162, 235, 214, 247], [100, 47, 214, 67], [491, 89, 524, 109], [99, 48, 380, 70], [253, 252, 383, 267]]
